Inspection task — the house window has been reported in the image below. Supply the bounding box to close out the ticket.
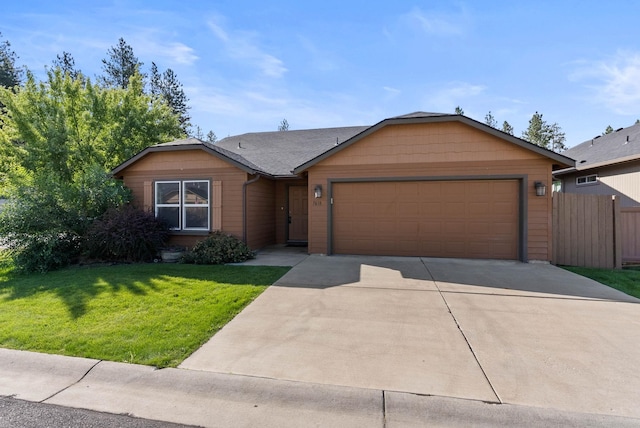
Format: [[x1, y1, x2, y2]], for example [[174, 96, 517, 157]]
[[155, 180, 210, 231], [576, 174, 598, 186]]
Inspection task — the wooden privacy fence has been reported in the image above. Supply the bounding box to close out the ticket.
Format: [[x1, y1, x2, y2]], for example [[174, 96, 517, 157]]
[[552, 192, 621, 269], [620, 207, 640, 263]]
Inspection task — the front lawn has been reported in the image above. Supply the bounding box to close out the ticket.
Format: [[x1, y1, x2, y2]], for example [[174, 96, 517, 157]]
[[0, 254, 288, 367], [562, 266, 640, 299]]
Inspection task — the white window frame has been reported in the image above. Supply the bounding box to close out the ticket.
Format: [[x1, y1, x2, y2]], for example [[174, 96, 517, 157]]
[[154, 180, 210, 231], [155, 181, 181, 230], [576, 174, 598, 186], [182, 180, 210, 231]]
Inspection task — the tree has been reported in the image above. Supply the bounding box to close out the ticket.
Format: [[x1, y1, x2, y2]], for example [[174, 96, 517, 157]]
[[100, 37, 143, 89], [0, 68, 183, 270], [521, 111, 566, 152], [484, 111, 497, 128], [52, 51, 81, 80], [0, 32, 23, 88], [206, 130, 217, 143], [454, 106, 464, 115], [278, 118, 289, 131], [149, 62, 191, 132], [501, 121, 514, 135], [603, 125, 614, 135], [192, 125, 204, 139]]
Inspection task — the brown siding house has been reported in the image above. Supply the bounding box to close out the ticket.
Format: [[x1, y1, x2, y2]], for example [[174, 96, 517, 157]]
[[112, 112, 573, 261]]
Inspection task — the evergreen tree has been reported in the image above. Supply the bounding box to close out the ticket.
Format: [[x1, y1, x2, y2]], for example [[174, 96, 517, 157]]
[[100, 38, 143, 89], [603, 125, 614, 135], [149, 62, 190, 132], [52, 51, 81, 80], [206, 130, 217, 143], [0, 32, 23, 88], [521, 111, 566, 152], [454, 106, 464, 115], [278, 118, 289, 131], [484, 111, 497, 128], [501, 121, 514, 135]]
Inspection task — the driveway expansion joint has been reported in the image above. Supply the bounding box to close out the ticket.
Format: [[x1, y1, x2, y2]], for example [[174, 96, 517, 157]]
[[421, 257, 502, 404]]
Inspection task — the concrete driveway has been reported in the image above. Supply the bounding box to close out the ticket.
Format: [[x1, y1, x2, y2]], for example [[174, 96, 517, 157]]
[[180, 255, 640, 419]]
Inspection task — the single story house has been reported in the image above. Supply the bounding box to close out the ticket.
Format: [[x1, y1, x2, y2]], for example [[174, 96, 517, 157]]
[[554, 122, 640, 207], [111, 112, 574, 262]]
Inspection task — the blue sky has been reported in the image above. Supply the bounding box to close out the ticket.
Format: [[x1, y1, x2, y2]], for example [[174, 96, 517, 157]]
[[3, 1, 640, 147]]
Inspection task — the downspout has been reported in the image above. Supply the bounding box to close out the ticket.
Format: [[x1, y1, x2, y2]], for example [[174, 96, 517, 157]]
[[242, 174, 261, 244]]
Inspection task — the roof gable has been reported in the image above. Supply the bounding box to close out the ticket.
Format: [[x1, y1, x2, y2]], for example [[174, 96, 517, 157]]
[[293, 113, 574, 173], [111, 137, 267, 177]]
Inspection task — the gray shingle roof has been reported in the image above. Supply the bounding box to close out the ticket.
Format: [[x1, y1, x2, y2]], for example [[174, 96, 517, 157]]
[[558, 122, 640, 173], [215, 126, 369, 176], [111, 137, 268, 176]]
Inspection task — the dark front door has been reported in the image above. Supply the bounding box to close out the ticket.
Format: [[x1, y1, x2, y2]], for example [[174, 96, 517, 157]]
[[288, 186, 308, 242]]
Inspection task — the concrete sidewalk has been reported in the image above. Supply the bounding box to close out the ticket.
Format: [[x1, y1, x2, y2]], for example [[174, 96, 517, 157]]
[[2, 348, 639, 427]]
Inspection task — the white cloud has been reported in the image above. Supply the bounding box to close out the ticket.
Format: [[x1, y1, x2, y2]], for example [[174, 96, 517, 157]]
[[571, 51, 640, 115], [206, 17, 287, 78], [403, 7, 468, 37], [427, 82, 486, 111]]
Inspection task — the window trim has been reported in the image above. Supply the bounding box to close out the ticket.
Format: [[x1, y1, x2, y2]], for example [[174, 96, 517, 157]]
[[576, 174, 598, 186], [155, 180, 181, 230], [182, 180, 210, 231], [154, 179, 211, 231]]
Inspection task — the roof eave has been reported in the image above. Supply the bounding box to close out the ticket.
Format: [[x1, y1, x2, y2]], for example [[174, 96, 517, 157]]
[[556, 153, 640, 176], [293, 114, 575, 173]]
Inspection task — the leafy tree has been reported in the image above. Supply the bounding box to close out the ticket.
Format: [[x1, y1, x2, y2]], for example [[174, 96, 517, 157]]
[[521, 111, 566, 152], [603, 125, 614, 135], [0, 68, 183, 270], [52, 51, 81, 80], [100, 37, 143, 89], [484, 111, 497, 128], [278, 118, 289, 131], [501, 121, 514, 135], [206, 130, 217, 143], [0, 32, 23, 89], [149, 62, 191, 132], [454, 106, 464, 115]]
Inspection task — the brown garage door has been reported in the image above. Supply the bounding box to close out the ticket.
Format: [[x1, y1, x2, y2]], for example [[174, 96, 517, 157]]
[[332, 180, 519, 259]]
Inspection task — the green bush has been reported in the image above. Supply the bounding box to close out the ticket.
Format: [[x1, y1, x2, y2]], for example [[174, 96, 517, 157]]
[[182, 232, 254, 265], [84, 205, 169, 262], [10, 231, 81, 273]]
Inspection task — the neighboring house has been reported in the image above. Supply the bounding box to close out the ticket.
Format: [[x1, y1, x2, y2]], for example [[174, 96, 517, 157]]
[[554, 122, 640, 207], [111, 112, 573, 262]]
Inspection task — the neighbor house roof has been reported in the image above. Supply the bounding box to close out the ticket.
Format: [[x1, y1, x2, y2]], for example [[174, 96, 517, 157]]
[[293, 112, 574, 173], [554, 122, 640, 176], [214, 126, 369, 177], [111, 137, 268, 176]]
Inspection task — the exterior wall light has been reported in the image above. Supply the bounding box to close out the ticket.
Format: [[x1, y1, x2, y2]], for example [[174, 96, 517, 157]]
[[534, 181, 547, 197], [314, 184, 322, 199]]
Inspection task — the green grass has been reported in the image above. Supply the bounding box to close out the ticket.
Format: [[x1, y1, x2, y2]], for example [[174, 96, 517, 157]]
[[562, 266, 640, 299], [0, 254, 289, 367]]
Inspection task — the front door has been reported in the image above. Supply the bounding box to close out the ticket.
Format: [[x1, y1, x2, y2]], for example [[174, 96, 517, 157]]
[[288, 186, 308, 242]]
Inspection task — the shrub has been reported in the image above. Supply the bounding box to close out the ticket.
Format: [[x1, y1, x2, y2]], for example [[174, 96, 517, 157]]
[[84, 205, 169, 262], [10, 231, 81, 273], [182, 232, 254, 265]]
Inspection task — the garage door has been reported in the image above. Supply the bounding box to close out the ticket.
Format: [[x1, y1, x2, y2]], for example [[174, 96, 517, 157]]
[[332, 180, 519, 259]]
